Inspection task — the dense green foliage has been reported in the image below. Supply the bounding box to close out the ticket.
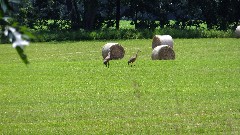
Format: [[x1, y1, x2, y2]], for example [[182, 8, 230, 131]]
[[15, 0, 240, 31], [34, 26, 234, 42], [0, 0, 238, 42], [32, 20, 236, 42], [0, 39, 239, 134]]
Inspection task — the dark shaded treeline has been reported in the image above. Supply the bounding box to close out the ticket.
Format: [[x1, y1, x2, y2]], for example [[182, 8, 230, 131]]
[[14, 0, 240, 31]]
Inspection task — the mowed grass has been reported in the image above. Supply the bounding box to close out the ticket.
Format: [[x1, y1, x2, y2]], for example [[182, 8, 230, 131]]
[[0, 38, 240, 134]]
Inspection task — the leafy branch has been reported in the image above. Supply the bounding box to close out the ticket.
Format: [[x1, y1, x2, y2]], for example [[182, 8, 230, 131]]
[[1, 0, 34, 64]]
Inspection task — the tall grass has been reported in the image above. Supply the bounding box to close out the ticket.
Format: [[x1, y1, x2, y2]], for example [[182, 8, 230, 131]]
[[0, 38, 240, 134]]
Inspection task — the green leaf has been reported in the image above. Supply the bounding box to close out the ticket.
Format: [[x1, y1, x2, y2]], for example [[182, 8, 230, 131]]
[[0, 9, 3, 18], [0, 0, 8, 13], [1, 0, 14, 13], [10, 22, 35, 40], [9, 0, 20, 4], [15, 46, 29, 65]]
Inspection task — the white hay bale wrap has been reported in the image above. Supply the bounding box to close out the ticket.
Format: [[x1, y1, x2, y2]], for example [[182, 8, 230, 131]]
[[102, 43, 125, 59], [152, 35, 174, 49], [235, 26, 240, 38], [151, 45, 175, 60]]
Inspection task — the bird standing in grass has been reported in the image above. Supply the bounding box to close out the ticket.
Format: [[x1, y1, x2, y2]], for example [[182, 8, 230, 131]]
[[128, 50, 141, 66], [103, 52, 111, 68]]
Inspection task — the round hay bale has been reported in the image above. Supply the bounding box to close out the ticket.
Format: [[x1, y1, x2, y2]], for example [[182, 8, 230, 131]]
[[151, 45, 175, 60], [235, 26, 240, 38], [102, 43, 125, 59], [152, 35, 174, 49]]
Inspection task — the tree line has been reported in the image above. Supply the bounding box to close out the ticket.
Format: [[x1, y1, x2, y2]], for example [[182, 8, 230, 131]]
[[12, 0, 240, 31]]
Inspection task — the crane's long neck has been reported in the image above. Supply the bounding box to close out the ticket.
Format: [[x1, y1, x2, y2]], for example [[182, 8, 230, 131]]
[[135, 51, 140, 58]]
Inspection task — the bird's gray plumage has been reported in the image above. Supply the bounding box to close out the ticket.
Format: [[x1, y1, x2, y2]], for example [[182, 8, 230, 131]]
[[103, 52, 111, 68], [128, 50, 140, 66]]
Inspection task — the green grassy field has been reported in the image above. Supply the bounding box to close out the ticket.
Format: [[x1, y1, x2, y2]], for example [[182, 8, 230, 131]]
[[0, 38, 240, 134]]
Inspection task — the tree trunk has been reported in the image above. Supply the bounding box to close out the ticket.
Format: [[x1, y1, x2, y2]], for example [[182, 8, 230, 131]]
[[83, 0, 98, 30], [116, 0, 120, 30], [66, 0, 81, 30]]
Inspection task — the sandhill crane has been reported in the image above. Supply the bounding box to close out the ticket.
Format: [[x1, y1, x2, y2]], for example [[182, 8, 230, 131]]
[[128, 50, 141, 66], [103, 52, 111, 68]]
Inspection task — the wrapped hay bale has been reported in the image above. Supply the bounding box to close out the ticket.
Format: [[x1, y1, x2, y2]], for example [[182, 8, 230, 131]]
[[235, 26, 240, 38], [151, 45, 175, 60], [102, 43, 125, 59], [152, 35, 174, 49]]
